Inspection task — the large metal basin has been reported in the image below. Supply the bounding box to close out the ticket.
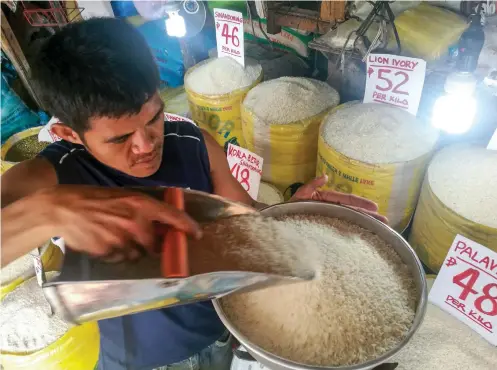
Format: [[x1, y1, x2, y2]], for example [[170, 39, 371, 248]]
[[214, 201, 427, 370]]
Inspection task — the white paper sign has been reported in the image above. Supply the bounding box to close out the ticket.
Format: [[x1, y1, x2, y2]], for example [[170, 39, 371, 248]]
[[32, 255, 44, 286], [38, 117, 62, 143], [214, 8, 244, 67], [226, 144, 263, 200], [164, 112, 196, 126], [429, 234, 497, 346], [487, 128, 497, 150], [363, 54, 426, 115]]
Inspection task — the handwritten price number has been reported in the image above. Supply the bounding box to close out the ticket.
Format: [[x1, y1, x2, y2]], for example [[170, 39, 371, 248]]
[[452, 268, 497, 316], [375, 68, 409, 95], [230, 163, 250, 191], [221, 23, 240, 47]]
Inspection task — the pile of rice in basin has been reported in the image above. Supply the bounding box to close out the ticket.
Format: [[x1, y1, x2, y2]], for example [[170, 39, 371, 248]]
[[205, 214, 417, 367]]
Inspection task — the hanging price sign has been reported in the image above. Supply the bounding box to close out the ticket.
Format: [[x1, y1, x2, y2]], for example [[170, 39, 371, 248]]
[[38, 116, 62, 143], [214, 8, 244, 67], [429, 234, 497, 346], [226, 143, 263, 200], [164, 112, 196, 126], [363, 54, 426, 116]]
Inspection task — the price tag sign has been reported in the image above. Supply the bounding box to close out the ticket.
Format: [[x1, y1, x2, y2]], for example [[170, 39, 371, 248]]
[[38, 116, 62, 143], [32, 255, 44, 287], [226, 143, 263, 200], [429, 234, 497, 346], [214, 8, 244, 67], [164, 112, 196, 126], [363, 54, 426, 116]]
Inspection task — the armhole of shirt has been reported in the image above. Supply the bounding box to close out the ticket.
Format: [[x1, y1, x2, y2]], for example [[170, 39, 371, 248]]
[[37, 143, 86, 185]]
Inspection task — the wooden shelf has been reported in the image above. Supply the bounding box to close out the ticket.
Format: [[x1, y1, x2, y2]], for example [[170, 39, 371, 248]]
[[266, 0, 345, 34]]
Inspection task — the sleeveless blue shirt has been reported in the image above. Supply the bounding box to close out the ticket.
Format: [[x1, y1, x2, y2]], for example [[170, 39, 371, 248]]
[[38, 121, 226, 370]]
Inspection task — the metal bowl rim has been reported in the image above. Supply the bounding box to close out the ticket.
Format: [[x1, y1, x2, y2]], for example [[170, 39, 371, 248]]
[[214, 201, 428, 370]]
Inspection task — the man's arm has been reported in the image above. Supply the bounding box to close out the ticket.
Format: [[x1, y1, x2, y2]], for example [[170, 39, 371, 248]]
[[202, 132, 387, 221], [202, 131, 266, 209], [1, 158, 201, 267], [1, 158, 60, 264], [1, 157, 58, 208]]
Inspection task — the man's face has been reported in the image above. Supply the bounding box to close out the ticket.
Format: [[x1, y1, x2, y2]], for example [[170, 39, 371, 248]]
[[56, 93, 165, 178]]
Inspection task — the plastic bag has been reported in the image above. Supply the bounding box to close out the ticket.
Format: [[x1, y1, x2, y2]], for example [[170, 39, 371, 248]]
[[394, 3, 468, 61], [1, 75, 40, 144]]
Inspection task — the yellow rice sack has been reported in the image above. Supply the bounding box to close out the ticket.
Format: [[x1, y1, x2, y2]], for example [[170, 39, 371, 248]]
[[242, 77, 339, 196], [1, 312, 99, 370], [0, 241, 63, 299], [316, 103, 438, 232], [394, 3, 468, 61], [1, 126, 48, 174], [409, 145, 497, 272], [185, 57, 262, 149]]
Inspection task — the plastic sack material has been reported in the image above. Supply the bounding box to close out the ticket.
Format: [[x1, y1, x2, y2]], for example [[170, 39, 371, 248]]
[[409, 179, 497, 274], [0, 241, 64, 299], [244, 18, 313, 58], [316, 136, 431, 232], [185, 60, 263, 150], [315, 104, 432, 232], [0, 311, 99, 370], [110, 0, 138, 17], [125, 16, 184, 87], [1, 160, 15, 174], [242, 107, 334, 198], [394, 3, 468, 61], [1, 75, 40, 144]]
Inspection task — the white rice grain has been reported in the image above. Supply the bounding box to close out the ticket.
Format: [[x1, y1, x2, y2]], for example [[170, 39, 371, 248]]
[[243, 77, 339, 124], [257, 182, 283, 205], [0, 272, 70, 353], [321, 103, 438, 164], [221, 215, 416, 366], [185, 57, 262, 96], [428, 145, 497, 228]]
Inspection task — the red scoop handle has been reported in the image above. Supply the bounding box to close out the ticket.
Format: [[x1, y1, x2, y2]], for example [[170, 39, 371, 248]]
[[161, 187, 189, 278]]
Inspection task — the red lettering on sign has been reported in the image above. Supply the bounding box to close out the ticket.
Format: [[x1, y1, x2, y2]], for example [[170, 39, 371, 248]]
[[475, 283, 497, 316], [221, 23, 240, 47], [446, 295, 467, 312], [454, 240, 467, 253], [453, 268, 480, 300]]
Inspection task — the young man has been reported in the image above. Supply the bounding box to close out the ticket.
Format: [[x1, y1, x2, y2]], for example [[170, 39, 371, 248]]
[[1, 18, 384, 370]]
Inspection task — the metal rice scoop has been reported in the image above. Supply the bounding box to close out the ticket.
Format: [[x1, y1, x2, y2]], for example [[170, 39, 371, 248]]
[[43, 187, 314, 324]]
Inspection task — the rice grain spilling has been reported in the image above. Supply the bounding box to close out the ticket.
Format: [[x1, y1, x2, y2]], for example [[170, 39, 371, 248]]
[[220, 215, 416, 366]]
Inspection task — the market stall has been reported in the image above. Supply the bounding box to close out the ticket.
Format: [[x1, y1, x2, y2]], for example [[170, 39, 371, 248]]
[[1, 1, 497, 370]]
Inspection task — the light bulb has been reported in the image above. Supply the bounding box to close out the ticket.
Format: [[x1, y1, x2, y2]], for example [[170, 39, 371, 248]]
[[165, 10, 186, 37], [431, 72, 477, 134], [432, 94, 477, 134]]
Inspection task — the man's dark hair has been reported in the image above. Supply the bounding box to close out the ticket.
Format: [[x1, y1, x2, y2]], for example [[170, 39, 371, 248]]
[[31, 17, 160, 133]]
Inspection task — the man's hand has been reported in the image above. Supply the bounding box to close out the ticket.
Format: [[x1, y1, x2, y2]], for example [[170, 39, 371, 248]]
[[1, 186, 201, 266], [291, 175, 388, 223]]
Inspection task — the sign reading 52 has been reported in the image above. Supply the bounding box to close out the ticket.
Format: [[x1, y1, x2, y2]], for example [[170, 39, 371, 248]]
[[363, 53, 426, 116], [375, 68, 409, 95]]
